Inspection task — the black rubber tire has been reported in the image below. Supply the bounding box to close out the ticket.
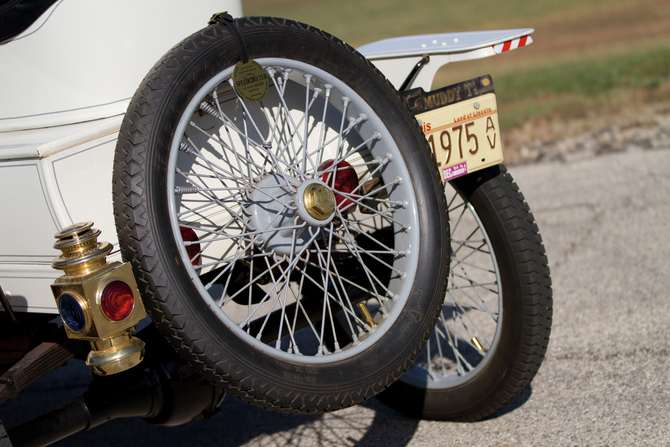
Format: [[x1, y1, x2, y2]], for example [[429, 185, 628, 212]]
[[376, 164, 552, 421], [113, 17, 449, 414]]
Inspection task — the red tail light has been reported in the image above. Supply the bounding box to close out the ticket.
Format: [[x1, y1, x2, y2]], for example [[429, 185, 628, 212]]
[[319, 160, 359, 211], [180, 226, 201, 266], [101, 281, 134, 321]]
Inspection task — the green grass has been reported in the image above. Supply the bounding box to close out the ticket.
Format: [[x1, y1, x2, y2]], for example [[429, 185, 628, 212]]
[[494, 44, 670, 128], [500, 46, 670, 101], [242, 0, 634, 47], [241, 0, 670, 135]]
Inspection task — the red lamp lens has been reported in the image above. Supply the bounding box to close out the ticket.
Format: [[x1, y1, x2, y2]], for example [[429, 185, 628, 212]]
[[101, 281, 134, 321], [180, 226, 201, 267], [319, 160, 359, 211]]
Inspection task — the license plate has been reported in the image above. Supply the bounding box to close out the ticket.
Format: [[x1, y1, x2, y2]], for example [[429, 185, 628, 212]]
[[417, 93, 503, 182]]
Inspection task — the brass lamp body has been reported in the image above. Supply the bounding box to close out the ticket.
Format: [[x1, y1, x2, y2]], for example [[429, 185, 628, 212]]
[[50, 222, 147, 376]]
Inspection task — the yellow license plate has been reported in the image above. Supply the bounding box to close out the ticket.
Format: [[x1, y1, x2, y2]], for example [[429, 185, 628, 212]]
[[417, 93, 502, 182]]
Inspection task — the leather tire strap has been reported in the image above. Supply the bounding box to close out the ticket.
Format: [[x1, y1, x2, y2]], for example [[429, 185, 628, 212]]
[[208, 12, 249, 64]]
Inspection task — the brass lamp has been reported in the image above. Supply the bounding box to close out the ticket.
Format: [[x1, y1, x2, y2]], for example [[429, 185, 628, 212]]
[[50, 222, 147, 376]]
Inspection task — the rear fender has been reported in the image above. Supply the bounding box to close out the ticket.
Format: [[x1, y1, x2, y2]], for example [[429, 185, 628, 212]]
[[357, 28, 533, 90]]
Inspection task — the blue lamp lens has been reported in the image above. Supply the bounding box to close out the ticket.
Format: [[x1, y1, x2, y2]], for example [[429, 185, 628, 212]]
[[59, 294, 86, 333]]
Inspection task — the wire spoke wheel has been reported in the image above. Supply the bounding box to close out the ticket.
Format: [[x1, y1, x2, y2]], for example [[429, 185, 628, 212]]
[[405, 183, 502, 388], [376, 165, 552, 421], [173, 58, 420, 359], [114, 17, 449, 413]]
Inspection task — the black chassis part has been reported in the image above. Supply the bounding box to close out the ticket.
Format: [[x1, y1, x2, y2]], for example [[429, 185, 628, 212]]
[[2, 325, 224, 447]]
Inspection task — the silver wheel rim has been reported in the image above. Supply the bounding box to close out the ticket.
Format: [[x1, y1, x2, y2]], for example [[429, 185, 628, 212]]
[[167, 58, 421, 364], [400, 183, 503, 389]]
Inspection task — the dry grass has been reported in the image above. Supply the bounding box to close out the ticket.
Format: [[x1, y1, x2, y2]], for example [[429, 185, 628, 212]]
[[433, 0, 670, 85], [241, 0, 670, 158]]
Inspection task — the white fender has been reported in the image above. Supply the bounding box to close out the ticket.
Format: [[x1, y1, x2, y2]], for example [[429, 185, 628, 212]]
[[358, 29, 533, 90]]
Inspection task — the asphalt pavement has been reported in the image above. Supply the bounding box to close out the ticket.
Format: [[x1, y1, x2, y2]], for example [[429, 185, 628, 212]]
[[1, 146, 668, 446]]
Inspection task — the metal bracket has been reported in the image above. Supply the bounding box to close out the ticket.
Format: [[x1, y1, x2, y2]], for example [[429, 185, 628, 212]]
[[399, 54, 430, 92], [0, 376, 17, 401]]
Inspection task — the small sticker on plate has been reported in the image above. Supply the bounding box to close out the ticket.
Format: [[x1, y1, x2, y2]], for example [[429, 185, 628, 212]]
[[443, 162, 468, 181], [232, 60, 269, 102]]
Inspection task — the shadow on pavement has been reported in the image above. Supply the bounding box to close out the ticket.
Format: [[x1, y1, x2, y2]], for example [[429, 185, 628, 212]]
[[484, 385, 533, 420], [0, 354, 533, 446], [0, 359, 420, 447]]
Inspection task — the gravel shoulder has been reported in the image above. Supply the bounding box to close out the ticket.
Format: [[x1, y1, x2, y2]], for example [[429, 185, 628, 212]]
[[505, 101, 670, 165]]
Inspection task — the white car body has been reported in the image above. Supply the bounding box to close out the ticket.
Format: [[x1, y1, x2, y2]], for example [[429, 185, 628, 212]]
[[0, 0, 531, 313]]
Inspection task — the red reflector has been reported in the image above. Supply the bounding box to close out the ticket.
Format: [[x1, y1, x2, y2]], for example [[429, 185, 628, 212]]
[[319, 160, 359, 211], [180, 226, 201, 267], [101, 281, 134, 321]]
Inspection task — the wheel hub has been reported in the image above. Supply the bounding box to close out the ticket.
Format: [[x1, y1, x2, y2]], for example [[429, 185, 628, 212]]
[[246, 174, 310, 256], [295, 180, 337, 227], [302, 183, 336, 220], [246, 176, 339, 256]]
